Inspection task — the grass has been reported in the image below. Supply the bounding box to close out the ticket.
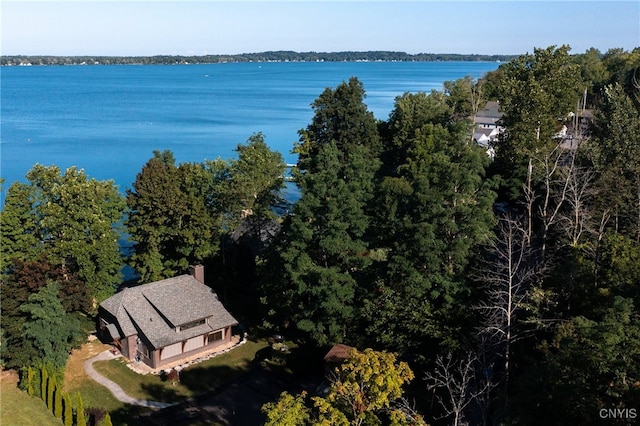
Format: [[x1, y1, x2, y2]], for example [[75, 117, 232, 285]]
[[93, 338, 269, 400], [93, 358, 191, 402], [59, 335, 268, 424], [63, 337, 125, 412], [0, 371, 61, 426]]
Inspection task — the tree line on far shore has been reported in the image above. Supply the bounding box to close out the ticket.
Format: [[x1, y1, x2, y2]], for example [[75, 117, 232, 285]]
[[1, 45, 639, 425], [1, 51, 516, 66]]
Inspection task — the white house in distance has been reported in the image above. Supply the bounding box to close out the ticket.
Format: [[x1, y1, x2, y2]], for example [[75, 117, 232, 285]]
[[473, 100, 504, 147], [98, 265, 238, 370]]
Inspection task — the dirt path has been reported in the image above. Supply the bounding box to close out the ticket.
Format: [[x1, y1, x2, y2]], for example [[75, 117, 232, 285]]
[[83, 351, 173, 409]]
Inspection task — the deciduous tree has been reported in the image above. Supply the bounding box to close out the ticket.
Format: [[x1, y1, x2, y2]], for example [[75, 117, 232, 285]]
[[0, 165, 125, 306], [365, 107, 495, 353], [126, 150, 222, 282], [262, 348, 423, 426], [491, 45, 582, 201]]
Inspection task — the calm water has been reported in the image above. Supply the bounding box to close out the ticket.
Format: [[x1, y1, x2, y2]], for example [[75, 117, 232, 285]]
[[1, 61, 499, 202]]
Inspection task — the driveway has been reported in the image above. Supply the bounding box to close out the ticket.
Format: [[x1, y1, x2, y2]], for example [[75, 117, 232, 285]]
[[83, 350, 173, 409]]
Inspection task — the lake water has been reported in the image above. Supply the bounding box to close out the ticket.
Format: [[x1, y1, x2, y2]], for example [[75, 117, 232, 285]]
[[1, 61, 499, 203]]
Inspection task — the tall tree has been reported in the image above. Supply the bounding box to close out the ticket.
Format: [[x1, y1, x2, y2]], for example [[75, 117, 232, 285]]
[[491, 45, 582, 201], [261, 78, 380, 345], [20, 282, 82, 370], [126, 150, 222, 282], [0, 165, 125, 306], [209, 132, 286, 241], [295, 76, 381, 169], [365, 100, 496, 353], [225, 133, 286, 222], [263, 142, 371, 345], [589, 83, 640, 239], [444, 76, 486, 128]]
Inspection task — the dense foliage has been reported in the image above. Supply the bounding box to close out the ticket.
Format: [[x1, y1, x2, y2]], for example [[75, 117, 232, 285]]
[[262, 348, 424, 426], [2, 45, 639, 425]]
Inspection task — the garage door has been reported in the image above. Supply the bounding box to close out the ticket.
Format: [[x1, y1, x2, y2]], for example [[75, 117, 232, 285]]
[[184, 335, 204, 352], [160, 342, 182, 360]]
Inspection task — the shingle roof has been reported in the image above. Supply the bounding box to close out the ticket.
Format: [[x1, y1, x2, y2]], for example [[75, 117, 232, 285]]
[[99, 274, 238, 349], [324, 344, 355, 364], [476, 101, 503, 119]]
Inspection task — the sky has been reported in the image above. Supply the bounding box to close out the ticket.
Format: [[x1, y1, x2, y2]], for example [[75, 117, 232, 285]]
[[2, 1, 638, 56]]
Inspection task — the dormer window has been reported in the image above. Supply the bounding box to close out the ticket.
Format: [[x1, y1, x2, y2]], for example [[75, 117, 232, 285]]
[[178, 318, 206, 332]]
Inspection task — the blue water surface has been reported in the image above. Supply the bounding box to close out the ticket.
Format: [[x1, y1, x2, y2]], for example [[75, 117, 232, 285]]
[[1, 61, 499, 202]]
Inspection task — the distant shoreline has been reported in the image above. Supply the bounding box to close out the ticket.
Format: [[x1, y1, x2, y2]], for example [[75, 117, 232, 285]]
[[1, 51, 514, 66]]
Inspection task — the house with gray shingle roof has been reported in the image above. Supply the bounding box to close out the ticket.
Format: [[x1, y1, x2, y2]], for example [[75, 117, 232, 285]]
[[98, 265, 238, 369], [474, 100, 504, 129]]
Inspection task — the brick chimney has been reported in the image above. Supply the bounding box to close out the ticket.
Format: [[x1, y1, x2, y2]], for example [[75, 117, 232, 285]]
[[189, 265, 205, 285]]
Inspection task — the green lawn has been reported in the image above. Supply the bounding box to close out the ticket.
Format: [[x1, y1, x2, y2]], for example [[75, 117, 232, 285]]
[[93, 339, 269, 401], [0, 379, 61, 426]]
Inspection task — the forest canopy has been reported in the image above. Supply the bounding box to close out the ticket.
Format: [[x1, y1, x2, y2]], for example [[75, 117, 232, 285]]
[[1, 45, 639, 425]]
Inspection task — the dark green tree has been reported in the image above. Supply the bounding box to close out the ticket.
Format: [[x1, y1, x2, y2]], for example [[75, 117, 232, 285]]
[[261, 78, 380, 345], [295, 76, 381, 170], [126, 150, 222, 282], [380, 91, 453, 174], [20, 282, 82, 370], [512, 296, 640, 425], [365, 119, 495, 353], [263, 142, 372, 345]]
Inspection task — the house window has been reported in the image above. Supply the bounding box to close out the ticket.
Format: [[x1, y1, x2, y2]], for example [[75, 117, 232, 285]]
[[208, 330, 223, 344], [179, 318, 206, 331], [138, 340, 150, 358]]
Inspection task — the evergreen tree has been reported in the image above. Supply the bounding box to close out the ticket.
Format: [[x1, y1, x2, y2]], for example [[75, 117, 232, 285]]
[[20, 283, 81, 370], [26, 366, 35, 396], [54, 383, 63, 419], [76, 393, 87, 426], [46, 376, 55, 411], [261, 78, 380, 345], [41, 367, 48, 403], [63, 392, 73, 426], [102, 412, 113, 426]]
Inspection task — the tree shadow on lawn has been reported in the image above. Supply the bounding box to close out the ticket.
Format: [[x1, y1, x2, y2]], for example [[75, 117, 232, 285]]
[[140, 382, 188, 404], [108, 404, 150, 426], [178, 364, 247, 395]]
